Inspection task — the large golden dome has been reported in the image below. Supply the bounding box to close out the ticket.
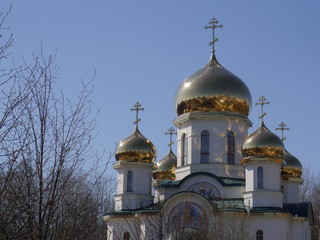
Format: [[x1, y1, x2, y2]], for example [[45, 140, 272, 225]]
[[175, 53, 252, 116], [282, 150, 302, 178], [115, 128, 156, 163], [153, 150, 177, 180], [242, 122, 284, 159]]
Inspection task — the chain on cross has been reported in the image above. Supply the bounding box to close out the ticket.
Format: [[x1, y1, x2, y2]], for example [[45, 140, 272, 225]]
[[255, 96, 270, 121], [165, 127, 177, 151], [276, 122, 289, 141], [204, 17, 223, 52], [130, 102, 144, 129]]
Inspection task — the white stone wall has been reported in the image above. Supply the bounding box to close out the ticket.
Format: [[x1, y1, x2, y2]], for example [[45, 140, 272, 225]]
[[174, 112, 251, 179], [113, 161, 154, 210], [282, 178, 301, 203], [244, 159, 283, 208], [106, 205, 311, 240]]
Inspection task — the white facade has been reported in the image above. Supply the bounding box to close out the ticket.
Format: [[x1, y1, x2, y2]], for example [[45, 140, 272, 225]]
[[113, 161, 154, 210], [105, 24, 313, 239]]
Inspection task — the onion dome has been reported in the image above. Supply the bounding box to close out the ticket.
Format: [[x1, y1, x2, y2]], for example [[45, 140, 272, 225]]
[[242, 122, 284, 159], [175, 53, 252, 116], [153, 150, 177, 180], [115, 128, 156, 163], [282, 150, 302, 178]]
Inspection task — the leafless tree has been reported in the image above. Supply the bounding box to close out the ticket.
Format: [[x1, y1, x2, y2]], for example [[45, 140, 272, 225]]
[[0, 6, 116, 238], [0, 52, 114, 240], [300, 166, 320, 240]]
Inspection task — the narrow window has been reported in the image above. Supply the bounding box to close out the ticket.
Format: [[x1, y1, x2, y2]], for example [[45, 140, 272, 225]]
[[123, 232, 130, 240], [257, 167, 263, 189], [201, 131, 209, 163], [227, 131, 235, 164], [127, 171, 133, 192], [181, 134, 187, 166], [256, 230, 263, 240]]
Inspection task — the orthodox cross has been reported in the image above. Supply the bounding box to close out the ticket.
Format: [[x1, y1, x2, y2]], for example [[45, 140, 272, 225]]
[[204, 17, 223, 52], [165, 127, 177, 151], [276, 122, 289, 141], [255, 96, 270, 121], [130, 102, 144, 129]]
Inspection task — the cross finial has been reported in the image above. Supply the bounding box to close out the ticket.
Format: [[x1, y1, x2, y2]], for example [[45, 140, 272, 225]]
[[255, 96, 270, 121], [130, 102, 144, 129], [276, 122, 289, 141], [204, 17, 223, 53], [165, 127, 177, 151]]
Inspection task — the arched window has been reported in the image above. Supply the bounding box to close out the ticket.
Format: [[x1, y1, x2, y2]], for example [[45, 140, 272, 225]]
[[200, 131, 209, 163], [257, 167, 263, 189], [123, 232, 130, 240], [181, 133, 187, 166], [127, 171, 133, 192], [256, 230, 263, 240], [227, 131, 235, 164]]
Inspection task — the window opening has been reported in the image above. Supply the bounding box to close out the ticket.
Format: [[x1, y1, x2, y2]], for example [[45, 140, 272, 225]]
[[227, 131, 235, 164], [256, 230, 263, 240], [201, 131, 209, 163], [123, 232, 130, 240], [257, 167, 263, 189], [127, 171, 133, 192], [181, 134, 187, 165]]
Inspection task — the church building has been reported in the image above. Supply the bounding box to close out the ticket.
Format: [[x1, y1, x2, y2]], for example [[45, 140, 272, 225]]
[[104, 18, 314, 240]]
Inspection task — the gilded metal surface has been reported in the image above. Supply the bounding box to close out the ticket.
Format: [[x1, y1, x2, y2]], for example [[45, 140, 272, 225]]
[[281, 150, 302, 178], [116, 129, 156, 163], [175, 53, 252, 116], [242, 122, 284, 159], [153, 150, 177, 180], [153, 170, 176, 181]]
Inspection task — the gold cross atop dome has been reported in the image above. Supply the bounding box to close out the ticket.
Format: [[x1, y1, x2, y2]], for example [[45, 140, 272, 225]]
[[255, 96, 270, 121], [165, 127, 177, 151], [276, 122, 289, 141], [130, 102, 144, 129], [204, 17, 223, 52]]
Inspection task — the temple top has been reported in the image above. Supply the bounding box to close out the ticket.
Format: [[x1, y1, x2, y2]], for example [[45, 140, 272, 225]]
[[276, 122, 289, 141], [255, 96, 270, 121], [165, 127, 177, 151], [130, 102, 144, 129], [204, 17, 223, 52]]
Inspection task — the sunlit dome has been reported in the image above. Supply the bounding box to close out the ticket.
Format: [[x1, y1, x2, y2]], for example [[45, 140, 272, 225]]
[[282, 150, 302, 178], [115, 128, 156, 163], [242, 121, 284, 159], [175, 53, 252, 117], [153, 150, 177, 180]]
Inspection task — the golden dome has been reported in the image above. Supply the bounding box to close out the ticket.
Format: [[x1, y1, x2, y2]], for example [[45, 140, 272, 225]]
[[153, 150, 177, 180], [175, 53, 252, 116], [282, 150, 302, 178], [115, 128, 156, 163], [242, 122, 284, 159]]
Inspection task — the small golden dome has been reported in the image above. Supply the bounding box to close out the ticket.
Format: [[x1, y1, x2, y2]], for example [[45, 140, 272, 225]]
[[175, 53, 252, 116], [153, 150, 177, 180], [242, 122, 284, 159], [282, 150, 302, 178], [115, 128, 156, 163]]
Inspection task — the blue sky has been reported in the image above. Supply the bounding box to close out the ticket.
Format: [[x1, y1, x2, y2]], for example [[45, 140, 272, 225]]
[[2, 1, 320, 172]]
